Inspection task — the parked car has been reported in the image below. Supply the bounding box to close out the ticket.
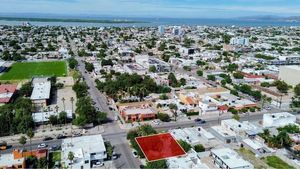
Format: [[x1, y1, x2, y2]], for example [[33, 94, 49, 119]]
[[56, 134, 66, 139], [112, 152, 118, 160], [43, 137, 53, 141], [49, 145, 61, 151], [194, 118, 202, 122], [92, 162, 104, 168], [132, 150, 138, 158], [37, 143, 47, 149]]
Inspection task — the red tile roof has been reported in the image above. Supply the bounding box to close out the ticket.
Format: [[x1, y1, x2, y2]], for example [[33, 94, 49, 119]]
[[0, 84, 17, 94]]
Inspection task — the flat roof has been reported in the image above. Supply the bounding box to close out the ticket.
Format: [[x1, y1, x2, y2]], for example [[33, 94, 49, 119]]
[[211, 148, 253, 168], [124, 107, 156, 115], [136, 133, 186, 162], [30, 81, 51, 100], [0, 154, 24, 168]]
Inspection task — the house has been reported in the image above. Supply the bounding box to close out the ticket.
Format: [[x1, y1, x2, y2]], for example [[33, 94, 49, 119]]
[[211, 125, 237, 144], [241, 138, 275, 157], [30, 81, 51, 108], [118, 102, 157, 122], [221, 119, 263, 139], [0, 84, 17, 105], [61, 135, 107, 169], [263, 112, 296, 128], [0, 149, 48, 169], [167, 149, 209, 169], [170, 127, 215, 146], [210, 148, 253, 169]]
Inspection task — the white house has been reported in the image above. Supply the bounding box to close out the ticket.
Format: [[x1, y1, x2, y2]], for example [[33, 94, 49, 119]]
[[263, 112, 296, 128], [61, 135, 107, 169]]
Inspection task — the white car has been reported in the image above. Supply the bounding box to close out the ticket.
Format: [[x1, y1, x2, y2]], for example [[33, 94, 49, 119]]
[[93, 162, 104, 168], [37, 143, 47, 149], [132, 150, 138, 158], [152, 120, 160, 125]]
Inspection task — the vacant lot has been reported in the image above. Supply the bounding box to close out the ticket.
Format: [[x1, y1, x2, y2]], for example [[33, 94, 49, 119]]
[[265, 156, 295, 169], [0, 61, 67, 80]]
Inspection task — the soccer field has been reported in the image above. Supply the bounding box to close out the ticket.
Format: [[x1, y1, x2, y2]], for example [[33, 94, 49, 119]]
[[0, 61, 67, 80]]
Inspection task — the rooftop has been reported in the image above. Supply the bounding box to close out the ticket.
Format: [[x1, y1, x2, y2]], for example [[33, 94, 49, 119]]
[[30, 81, 51, 100]]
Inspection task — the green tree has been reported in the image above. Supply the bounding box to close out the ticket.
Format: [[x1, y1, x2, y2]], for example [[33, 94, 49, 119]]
[[233, 72, 244, 79], [19, 82, 33, 97], [294, 84, 300, 96], [37, 157, 47, 169], [149, 66, 156, 73], [178, 140, 192, 152], [26, 129, 34, 153], [168, 73, 179, 87], [145, 160, 167, 169], [68, 151, 75, 162], [169, 104, 178, 121], [19, 136, 27, 153], [68, 57, 78, 69], [194, 144, 205, 152], [207, 75, 216, 81], [157, 113, 171, 122], [232, 114, 240, 121], [85, 62, 94, 72], [196, 70, 203, 76]]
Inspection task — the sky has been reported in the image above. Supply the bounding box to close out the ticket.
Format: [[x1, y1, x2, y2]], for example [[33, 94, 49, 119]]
[[1, 0, 300, 18]]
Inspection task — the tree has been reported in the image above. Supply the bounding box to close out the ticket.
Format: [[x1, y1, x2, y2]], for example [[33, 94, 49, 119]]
[[85, 62, 94, 72], [194, 144, 205, 152], [169, 104, 178, 121], [294, 84, 300, 96], [105, 142, 114, 159], [226, 63, 238, 72], [145, 160, 167, 169], [68, 57, 78, 69], [207, 75, 216, 81], [179, 78, 186, 86], [19, 82, 33, 97], [59, 111, 68, 125], [274, 80, 289, 93], [196, 70, 203, 76], [149, 65, 156, 73], [37, 157, 47, 169], [68, 151, 75, 163], [62, 97, 66, 111], [19, 136, 27, 154], [157, 113, 171, 122], [233, 72, 244, 79], [168, 73, 179, 87], [26, 129, 34, 153], [178, 140, 192, 152], [232, 114, 240, 121], [49, 115, 58, 125]]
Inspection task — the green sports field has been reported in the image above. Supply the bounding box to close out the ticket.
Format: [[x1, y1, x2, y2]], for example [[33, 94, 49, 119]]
[[0, 61, 67, 80]]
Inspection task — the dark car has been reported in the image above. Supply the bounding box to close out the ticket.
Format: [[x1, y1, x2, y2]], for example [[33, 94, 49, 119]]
[[56, 134, 66, 139], [43, 137, 53, 141], [194, 118, 202, 122]]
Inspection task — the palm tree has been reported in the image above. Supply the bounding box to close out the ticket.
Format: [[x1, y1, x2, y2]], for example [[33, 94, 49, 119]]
[[68, 151, 75, 164], [62, 97, 66, 111], [55, 105, 59, 113], [18, 136, 27, 156], [169, 104, 178, 121], [70, 97, 74, 114], [26, 129, 34, 154]]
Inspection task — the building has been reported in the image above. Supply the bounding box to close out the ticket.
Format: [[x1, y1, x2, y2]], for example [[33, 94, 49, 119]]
[[30, 81, 51, 108], [0, 149, 48, 169], [158, 26, 165, 35], [263, 112, 296, 128], [278, 66, 300, 86], [167, 149, 209, 169], [211, 125, 237, 144], [170, 127, 215, 146], [118, 102, 157, 122], [211, 148, 253, 169], [135, 55, 171, 73], [61, 135, 107, 169], [0, 84, 17, 105], [241, 138, 275, 157], [172, 26, 182, 36], [230, 37, 249, 46], [0, 154, 25, 169], [32, 110, 73, 124], [221, 119, 263, 138]]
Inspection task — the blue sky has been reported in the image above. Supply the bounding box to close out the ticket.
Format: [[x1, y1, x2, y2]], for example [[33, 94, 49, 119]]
[[1, 0, 300, 18]]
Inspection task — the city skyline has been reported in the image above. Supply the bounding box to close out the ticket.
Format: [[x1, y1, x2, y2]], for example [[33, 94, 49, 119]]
[[1, 0, 300, 18]]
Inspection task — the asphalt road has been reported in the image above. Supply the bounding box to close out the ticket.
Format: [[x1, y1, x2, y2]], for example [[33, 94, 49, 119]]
[[67, 30, 141, 169]]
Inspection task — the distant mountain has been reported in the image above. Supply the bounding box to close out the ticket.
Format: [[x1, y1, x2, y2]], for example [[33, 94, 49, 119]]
[[237, 15, 300, 22]]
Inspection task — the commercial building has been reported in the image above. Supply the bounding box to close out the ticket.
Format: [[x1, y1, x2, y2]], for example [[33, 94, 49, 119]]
[[32, 110, 73, 123], [230, 37, 249, 46], [221, 119, 263, 138], [211, 148, 254, 169], [278, 66, 300, 86], [263, 112, 296, 128], [61, 134, 107, 169], [211, 125, 237, 144], [118, 102, 157, 122], [30, 81, 51, 107], [0, 84, 17, 105], [158, 25, 165, 35]]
